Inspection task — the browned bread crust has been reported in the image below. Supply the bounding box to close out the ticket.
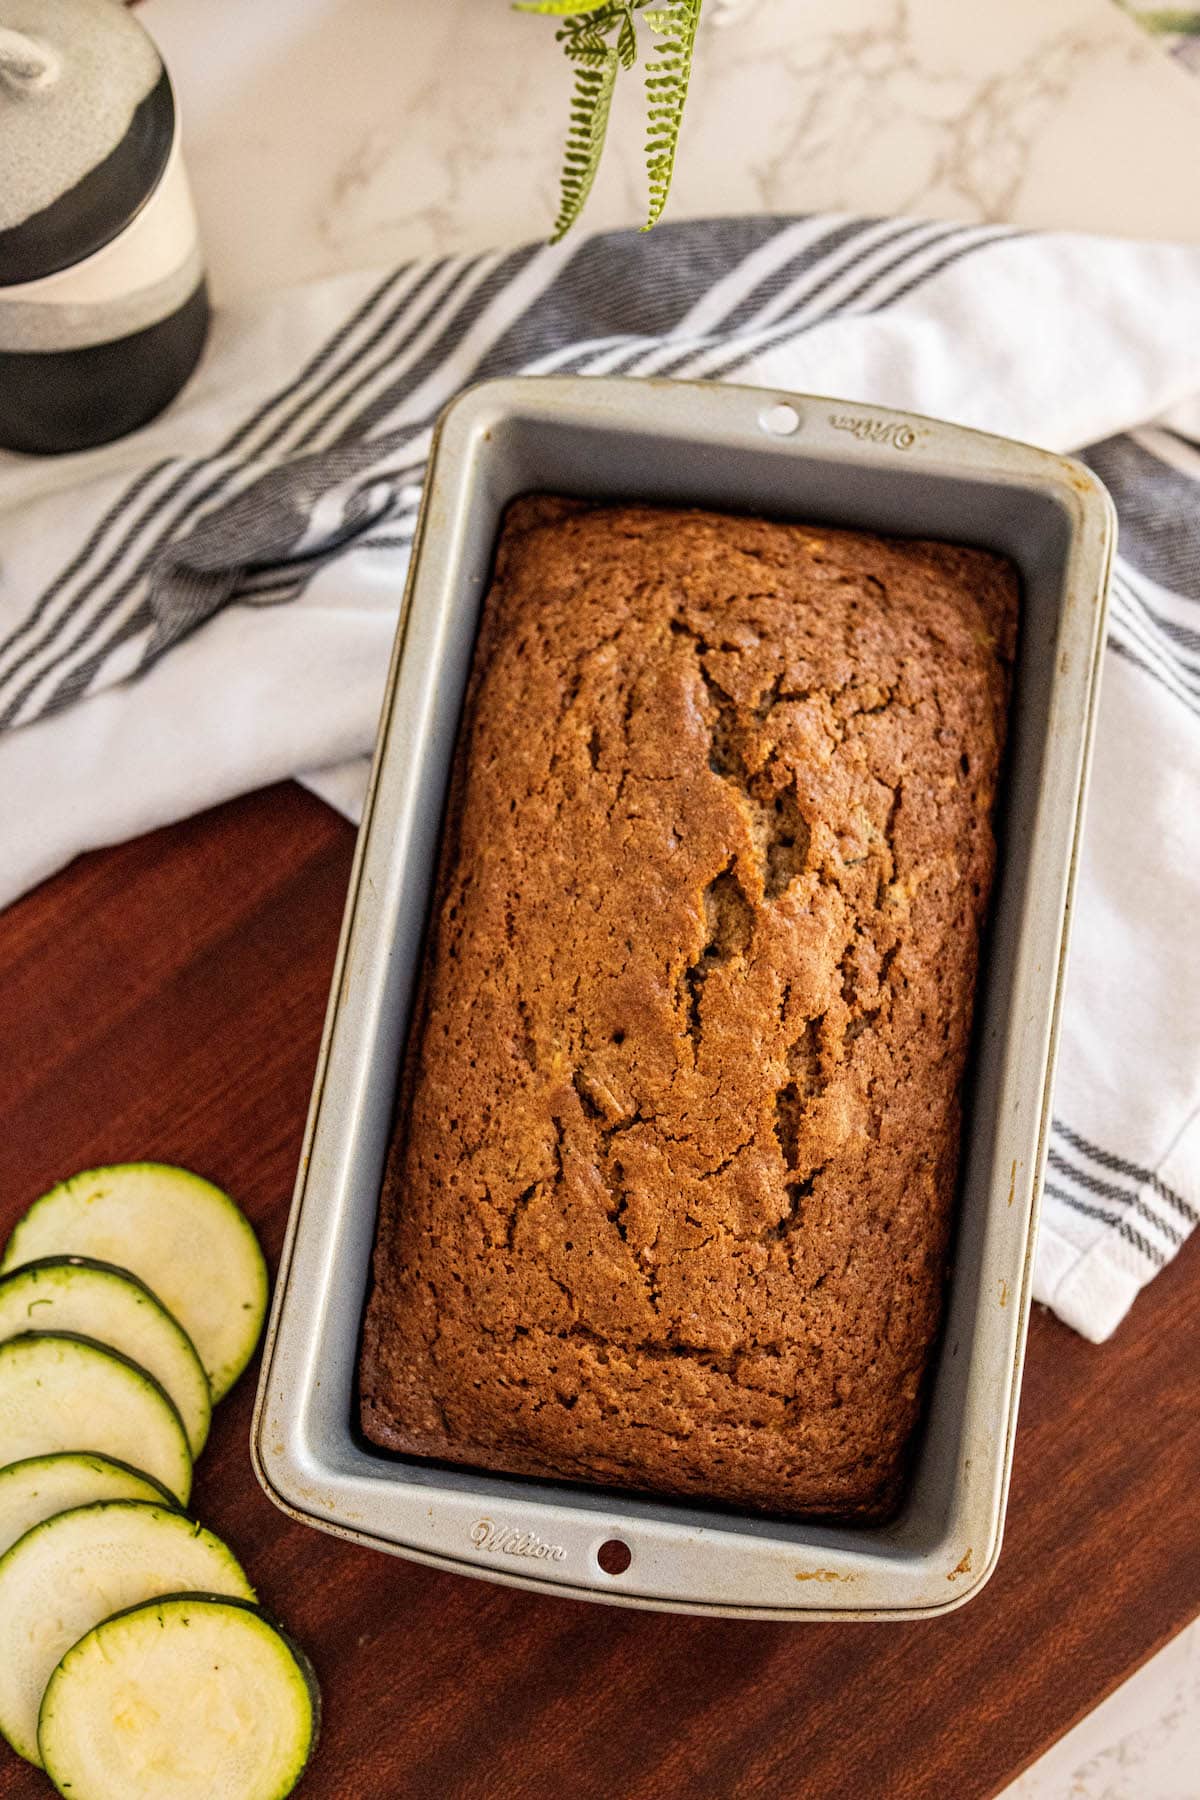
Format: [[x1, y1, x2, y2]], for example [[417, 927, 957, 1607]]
[[360, 498, 1018, 1518]]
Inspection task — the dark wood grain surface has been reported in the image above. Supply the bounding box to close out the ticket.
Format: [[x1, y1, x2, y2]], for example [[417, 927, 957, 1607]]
[[1, 780, 1197, 1800]]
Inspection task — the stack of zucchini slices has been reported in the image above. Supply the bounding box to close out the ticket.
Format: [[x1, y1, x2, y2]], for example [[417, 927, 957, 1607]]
[[0, 1164, 319, 1800]]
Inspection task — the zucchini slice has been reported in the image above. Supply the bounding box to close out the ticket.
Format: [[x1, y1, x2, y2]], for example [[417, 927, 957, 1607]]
[[0, 1501, 253, 1767], [3, 1163, 268, 1402], [0, 1451, 175, 1559], [0, 1333, 192, 1507], [0, 1258, 211, 1456], [39, 1593, 319, 1800]]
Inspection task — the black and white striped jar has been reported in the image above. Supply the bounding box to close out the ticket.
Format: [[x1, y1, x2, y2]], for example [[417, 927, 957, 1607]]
[[0, 0, 208, 455]]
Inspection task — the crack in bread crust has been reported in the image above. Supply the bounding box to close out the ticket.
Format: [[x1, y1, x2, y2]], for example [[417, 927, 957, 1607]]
[[360, 499, 1018, 1519]]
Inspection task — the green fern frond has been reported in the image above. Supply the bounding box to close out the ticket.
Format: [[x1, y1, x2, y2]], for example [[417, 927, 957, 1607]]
[[513, 1, 615, 15], [1129, 8, 1200, 30], [616, 6, 639, 67], [516, 0, 702, 239], [550, 44, 620, 241], [554, 2, 636, 48], [641, 0, 701, 230]]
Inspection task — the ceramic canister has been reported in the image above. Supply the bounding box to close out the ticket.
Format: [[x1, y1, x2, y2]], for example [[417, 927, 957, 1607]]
[[0, 0, 208, 454]]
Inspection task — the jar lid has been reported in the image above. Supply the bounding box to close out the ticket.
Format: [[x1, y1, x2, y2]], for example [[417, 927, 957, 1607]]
[[0, 0, 174, 286]]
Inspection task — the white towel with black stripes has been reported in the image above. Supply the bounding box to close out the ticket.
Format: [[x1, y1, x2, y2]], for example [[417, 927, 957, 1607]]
[[1, 213, 1198, 1342]]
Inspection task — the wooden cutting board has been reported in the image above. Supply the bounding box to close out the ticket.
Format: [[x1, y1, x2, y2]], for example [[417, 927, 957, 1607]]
[[1, 781, 1197, 1800]]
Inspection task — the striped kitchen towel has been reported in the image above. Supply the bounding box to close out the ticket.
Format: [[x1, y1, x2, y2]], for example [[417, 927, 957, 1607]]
[[0, 214, 1198, 1341]]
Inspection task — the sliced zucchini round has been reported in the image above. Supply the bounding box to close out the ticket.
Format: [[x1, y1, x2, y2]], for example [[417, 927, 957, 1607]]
[[0, 1257, 211, 1457], [0, 1501, 253, 1767], [39, 1593, 319, 1800], [2, 1163, 268, 1402], [0, 1333, 192, 1507], [0, 1452, 175, 1560]]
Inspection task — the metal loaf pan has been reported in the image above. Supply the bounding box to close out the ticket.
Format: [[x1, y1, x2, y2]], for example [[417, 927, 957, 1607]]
[[253, 377, 1114, 1619]]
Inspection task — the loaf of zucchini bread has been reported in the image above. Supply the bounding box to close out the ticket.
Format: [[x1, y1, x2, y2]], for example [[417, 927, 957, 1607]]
[[360, 497, 1018, 1517]]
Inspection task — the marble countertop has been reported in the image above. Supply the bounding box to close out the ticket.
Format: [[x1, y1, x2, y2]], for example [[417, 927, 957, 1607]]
[[138, 2, 1200, 1794], [145, 0, 1200, 307]]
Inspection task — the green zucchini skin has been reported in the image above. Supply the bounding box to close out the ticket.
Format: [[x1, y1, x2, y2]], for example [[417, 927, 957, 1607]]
[[2, 1163, 269, 1403], [0, 1451, 178, 1559], [0, 1332, 193, 1507], [0, 1500, 254, 1767], [0, 1257, 211, 1456], [38, 1591, 319, 1800]]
